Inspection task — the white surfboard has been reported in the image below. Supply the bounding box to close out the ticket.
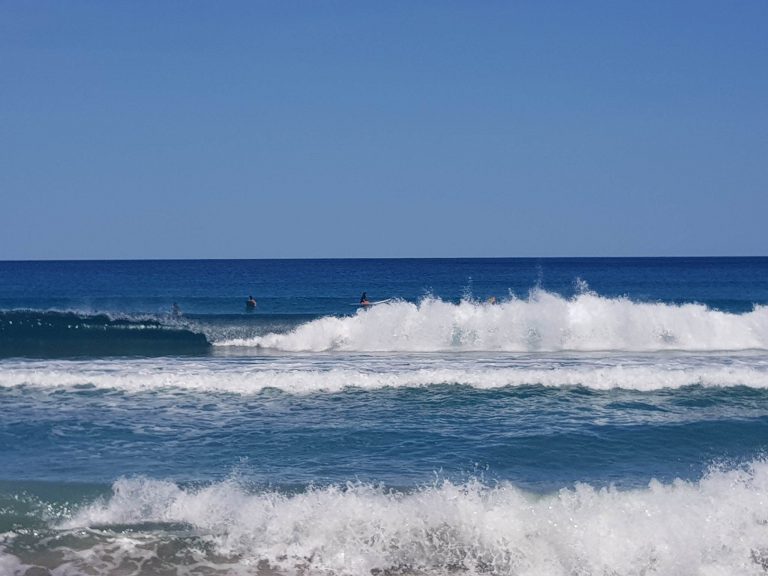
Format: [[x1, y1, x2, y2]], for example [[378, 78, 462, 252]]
[[349, 299, 393, 307]]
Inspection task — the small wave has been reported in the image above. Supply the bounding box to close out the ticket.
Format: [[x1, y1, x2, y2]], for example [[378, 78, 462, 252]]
[[4, 461, 768, 575], [2, 356, 768, 393], [0, 310, 209, 357], [217, 293, 768, 352]]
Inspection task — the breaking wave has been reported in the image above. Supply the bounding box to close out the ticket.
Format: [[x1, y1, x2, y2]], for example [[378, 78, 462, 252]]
[[3, 290, 768, 358], [219, 292, 768, 352], [5, 461, 768, 575]]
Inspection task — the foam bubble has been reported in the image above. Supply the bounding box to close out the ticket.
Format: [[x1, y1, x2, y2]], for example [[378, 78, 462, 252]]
[[216, 294, 768, 353]]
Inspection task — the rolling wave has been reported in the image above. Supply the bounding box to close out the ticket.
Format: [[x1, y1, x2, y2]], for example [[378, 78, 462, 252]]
[[219, 293, 768, 352], [0, 310, 209, 357], [2, 355, 767, 393], [4, 461, 768, 575]]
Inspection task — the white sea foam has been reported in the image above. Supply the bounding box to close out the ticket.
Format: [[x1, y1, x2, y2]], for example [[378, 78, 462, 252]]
[[215, 294, 768, 352], [0, 552, 26, 576], [43, 461, 768, 575], [2, 355, 768, 394]]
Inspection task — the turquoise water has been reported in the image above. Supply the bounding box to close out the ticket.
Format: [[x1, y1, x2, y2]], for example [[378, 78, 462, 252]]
[[1, 258, 768, 575]]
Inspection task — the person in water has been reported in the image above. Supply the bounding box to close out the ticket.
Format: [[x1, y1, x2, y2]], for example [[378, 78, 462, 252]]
[[172, 302, 182, 317], [360, 292, 370, 305], [246, 295, 257, 309]]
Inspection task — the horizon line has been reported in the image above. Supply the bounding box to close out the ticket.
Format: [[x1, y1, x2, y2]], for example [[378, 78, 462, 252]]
[[2, 255, 766, 263]]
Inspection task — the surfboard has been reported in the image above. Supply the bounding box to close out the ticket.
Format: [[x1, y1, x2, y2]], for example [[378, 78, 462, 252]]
[[349, 299, 393, 307]]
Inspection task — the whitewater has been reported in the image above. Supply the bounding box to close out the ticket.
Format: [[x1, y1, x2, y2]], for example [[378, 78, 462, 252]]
[[4, 462, 768, 576], [218, 293, 768, 352], [2, 353, 768, 394]]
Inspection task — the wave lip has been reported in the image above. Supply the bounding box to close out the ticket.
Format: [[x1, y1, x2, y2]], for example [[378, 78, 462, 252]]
[[219, 293, 768, 353], [1, 461, 765, 575], [0, 310, 210, 358]]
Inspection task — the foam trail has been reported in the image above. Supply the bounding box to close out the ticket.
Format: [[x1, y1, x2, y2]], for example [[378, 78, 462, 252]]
[[2, 356, 768, 393], [217, 294, 768, 352], [33, 461, 768, 575]]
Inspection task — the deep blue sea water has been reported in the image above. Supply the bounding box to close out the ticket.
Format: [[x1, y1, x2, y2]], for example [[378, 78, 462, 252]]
[[1, 258, 768, 575]]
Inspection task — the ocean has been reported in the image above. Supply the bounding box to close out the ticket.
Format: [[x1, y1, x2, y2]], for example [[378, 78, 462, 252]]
[[1, 257, 767, 575]]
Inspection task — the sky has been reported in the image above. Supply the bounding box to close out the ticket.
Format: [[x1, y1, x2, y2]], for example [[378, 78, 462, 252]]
[[1, 1, 766, 259]]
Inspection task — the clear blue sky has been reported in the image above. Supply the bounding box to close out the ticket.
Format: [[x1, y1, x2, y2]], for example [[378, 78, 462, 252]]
[[1, 1, 766, 259]]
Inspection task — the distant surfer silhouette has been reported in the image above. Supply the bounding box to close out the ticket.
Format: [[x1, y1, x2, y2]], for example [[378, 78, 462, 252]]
[[360, 292, 370, 306], [246, 295, 257, 311], [171, 302, 182, 317]]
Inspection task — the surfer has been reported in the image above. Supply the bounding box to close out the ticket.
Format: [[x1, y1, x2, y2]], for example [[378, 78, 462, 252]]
[[171, 302, 182, 317], [487, 296, 497, 305], [246, 295, 257, 310], [360, 292, 370, 306]]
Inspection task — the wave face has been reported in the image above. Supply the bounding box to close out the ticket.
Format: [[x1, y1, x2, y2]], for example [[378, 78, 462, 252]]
[[3, 462, 768, 575], [0, 310, 210, 357], [220, 292, 768, 353]]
